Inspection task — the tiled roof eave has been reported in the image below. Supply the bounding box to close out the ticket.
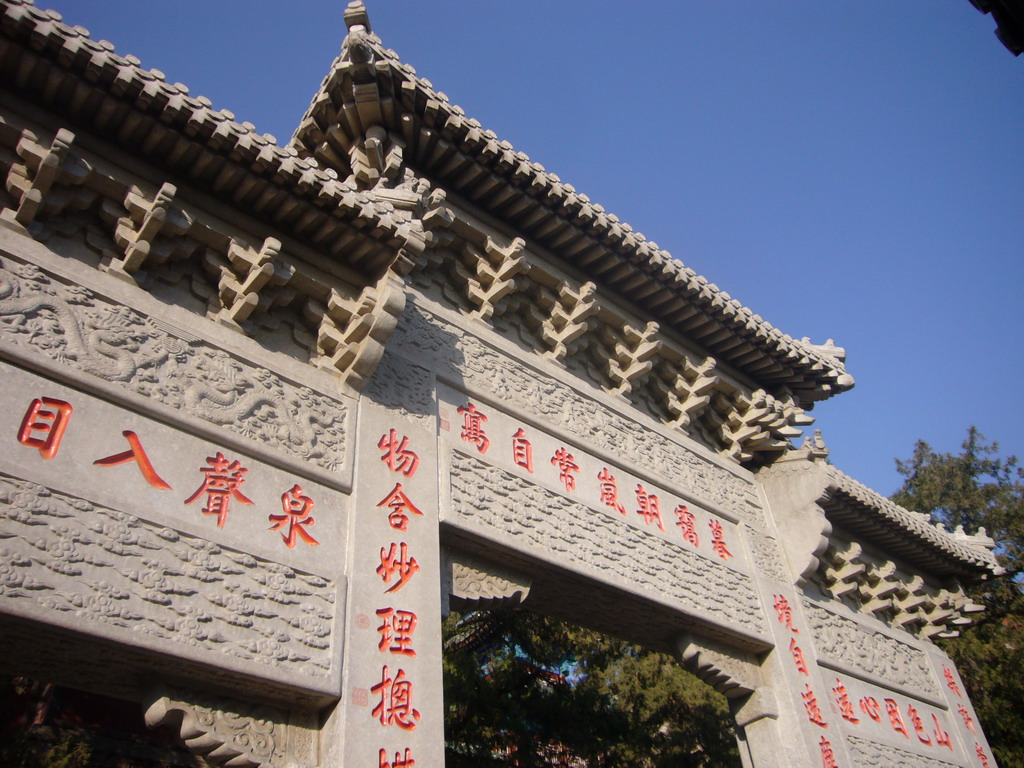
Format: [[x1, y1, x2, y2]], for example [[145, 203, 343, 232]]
[[823, 466, 1002, 579], [292, 29, 853, 403], [0, 0, 419, 275]]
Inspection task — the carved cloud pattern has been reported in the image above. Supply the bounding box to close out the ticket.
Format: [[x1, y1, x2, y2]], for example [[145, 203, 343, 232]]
[[449, 451, 766, 634], [803, 601, 939, 699], [0, 472, 335, 681]]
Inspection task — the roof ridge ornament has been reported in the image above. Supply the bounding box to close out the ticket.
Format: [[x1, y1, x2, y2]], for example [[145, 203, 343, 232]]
[[344, 1, 371, 34]]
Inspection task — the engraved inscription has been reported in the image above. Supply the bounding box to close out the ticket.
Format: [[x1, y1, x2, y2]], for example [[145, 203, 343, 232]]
[[449, 452, 766, 633], [397, 305, 763, 525], [0, 257, 348, 471]]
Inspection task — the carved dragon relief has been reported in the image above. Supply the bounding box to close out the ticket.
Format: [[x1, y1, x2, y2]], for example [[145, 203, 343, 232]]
[[2, 124, 408, 395], [0, 256, 349, 472]]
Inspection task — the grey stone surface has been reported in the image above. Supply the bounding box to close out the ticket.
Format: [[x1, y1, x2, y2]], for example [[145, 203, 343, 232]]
[[803, 599, 940, 701], [0, 1, 1004, 764], [447, 450, 767, 639]]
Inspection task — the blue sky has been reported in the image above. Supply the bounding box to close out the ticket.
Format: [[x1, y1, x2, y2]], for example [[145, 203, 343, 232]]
[[48, 1, 1024, 498]]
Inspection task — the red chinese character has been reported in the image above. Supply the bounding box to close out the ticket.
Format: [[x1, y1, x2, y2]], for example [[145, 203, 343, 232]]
[[907, 704, 931, 745], [18, 397, 73, 459], [958, 703, 975, 732], [709, 519, 733, 560], [376, 483, 424, 531], [597, 467, 626, 514], [511, 428, 534, 472], [859, 696, 881, 722], [832, 678, 860, 724], [773, 594, 798, 633], [378, 429, 420, 478], [376, 607, 418, 657], [371, 665, 420, 730], [635, 484, 664, 530], [378, 542, 419, 593], [183, 452, 253, 528], [944, 666, 962, 698], [551, 447, 580, 493], [885, 698, 908, 737], [93, 430, 172, 490], [268, 484, 319, 548], [976, 743, 990, 768], [674, 504, 699, 546], [379, 748, 415, 768], [457, 402, 489, 453], [802, 684, 828, 728], [819, 736, 839, 768], [933, 714, 953, 750], [790, 637, 809, 676]]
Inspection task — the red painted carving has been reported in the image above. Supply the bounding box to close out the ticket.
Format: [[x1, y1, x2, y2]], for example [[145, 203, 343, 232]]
[[790, 638, 809, 676], [371, 665, 420, 730], [551, 447, 580, 493], [674, 504, 699, 546], [379, 748, 415, 768], [93, 430, 172, 490], [819, 736, 839, 768], [378, 543, 419, 593], [943, 666, 962, 698], [832, 679, 859, 724], [802, 684, 828, 728], [976, 743, 991, 767], [597, 468, 626, 515], [457, 402, 490, 453], [933, 714, 953, 750], [376, 607, 417, 657], [907, 704, 931, 745], [18, 397, 73, 459], [268, 484, 319, 547], [377, 483, 424, 531], [379, 429, 420, 478], [183, 452, 253, 528], [958, 703, 975, 732], [884, 698, 909, 737], [708, 519, 733, 560], [634, 484, 664, 531], [858, 696, 881, 723], [511, 428, 534, 473], [773, 594, 798, 633]]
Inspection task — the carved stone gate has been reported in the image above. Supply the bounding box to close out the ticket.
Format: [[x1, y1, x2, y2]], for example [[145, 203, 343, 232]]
[[0, 2, 1002, 766]]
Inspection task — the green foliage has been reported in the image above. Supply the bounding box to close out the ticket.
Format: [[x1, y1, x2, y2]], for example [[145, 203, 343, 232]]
[[443, 607, 740, 767], [892, 427, 1024, 766]]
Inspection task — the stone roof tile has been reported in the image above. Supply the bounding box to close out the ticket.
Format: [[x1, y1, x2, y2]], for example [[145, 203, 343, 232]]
[[296, 12, 853, 402], [824, 465, 1002, 577], [0, 0, 420, 272]]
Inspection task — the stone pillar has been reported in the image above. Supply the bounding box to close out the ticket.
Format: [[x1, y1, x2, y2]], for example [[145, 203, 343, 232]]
[[331, 365, 445, 767]]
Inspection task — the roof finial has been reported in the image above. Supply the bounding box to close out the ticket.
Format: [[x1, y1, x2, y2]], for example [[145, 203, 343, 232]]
[[344, 1, 372, 34]]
